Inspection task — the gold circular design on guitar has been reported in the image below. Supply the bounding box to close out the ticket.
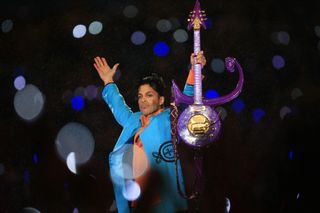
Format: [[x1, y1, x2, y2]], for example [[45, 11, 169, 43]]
[[187, 114, 210, 136]]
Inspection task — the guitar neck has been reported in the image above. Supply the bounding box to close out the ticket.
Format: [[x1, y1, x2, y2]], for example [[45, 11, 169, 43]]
[[193, 30, 203, 105]]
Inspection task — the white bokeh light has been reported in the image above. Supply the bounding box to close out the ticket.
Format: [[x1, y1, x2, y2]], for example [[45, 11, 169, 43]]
[[73, 24, 87, 38], [123, 5, 138, 18], [55, 122, 95, 165], [173, 29, 188, 43], [67, 152, 77, 174], [131, 31, 146, 45], [89, 21, 103, 35], [14, 84, 45, 121], [122, 180, 141, 201], [14, 75, 26, 90], [1, 19, 14, 33], [156, 19, 172, 32]]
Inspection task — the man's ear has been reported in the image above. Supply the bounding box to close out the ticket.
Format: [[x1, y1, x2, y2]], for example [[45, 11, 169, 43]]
[[160, 96, 165, 106]]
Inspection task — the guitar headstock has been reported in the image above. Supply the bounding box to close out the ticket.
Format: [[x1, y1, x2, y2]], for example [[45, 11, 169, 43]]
[[187, 0, 207, 30]]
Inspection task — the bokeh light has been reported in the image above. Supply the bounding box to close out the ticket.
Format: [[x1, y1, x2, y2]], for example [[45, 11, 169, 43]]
[[289, 150, 293, 160], [21, 207, 41, 213], [225, 197, 231, 213], [216, 106, 227, 121], [291, 88, 303, 100], [173, 29, 188, 43], [55, 122, 95, 165], [272, 55, 285, 70], [280, 106, 292, 120], [88, 21, 103, 35], [271, 31, 290, 45], [110, 144, 149, 185], [67, 152, 77, 174], [231, 98, 245, 114], [131, 31, 146, 45], [14, 84, 45, 121], [84, 85, 98, 101], [205, 89, 219, 98], [153, 41, 169, 57], [14, 75, 26, 90], [314, 26, 320, 38], [0, 163, 5, 176], [33, 153, 39, 164], [24, 170, 30, 184], [123, 5, 138, 18], [74, 86, 85, 98], [71, 96, 85, 111], [252, 108, 265, 123], [156, 19, 172, 32], [1, 19, 14, 33], [211, 58, 225, 73], [72, 24, 86, 38], [73, 208, 79, 213], [122, 180, 141, 201]]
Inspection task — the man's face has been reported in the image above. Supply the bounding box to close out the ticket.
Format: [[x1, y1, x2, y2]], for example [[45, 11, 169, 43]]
[[138, 84, 164, 116]]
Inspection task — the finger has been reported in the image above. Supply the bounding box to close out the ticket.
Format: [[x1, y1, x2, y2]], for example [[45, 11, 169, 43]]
[[101, 57, 110, 68], [95, 57, 103, 67], [94, 57, 102, 67], [112, 63, 120, 72], [93, 63, 101, 73]]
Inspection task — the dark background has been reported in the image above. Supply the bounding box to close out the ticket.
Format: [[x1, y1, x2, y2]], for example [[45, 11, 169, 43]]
[[1, 0, 320, 212]]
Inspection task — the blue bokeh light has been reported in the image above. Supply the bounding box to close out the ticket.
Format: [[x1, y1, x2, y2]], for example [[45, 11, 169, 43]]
[[153, 41, 169, 57], [252, 108, 266, 123], [231, 98, 245, 114], [205, 89, 219, 98], [71, 96, 85, 111], [33, 153, 38, 164]]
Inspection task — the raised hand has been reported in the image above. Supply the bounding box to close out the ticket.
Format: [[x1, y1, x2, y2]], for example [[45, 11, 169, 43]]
[[93, 56, 119, 85], [190, 51, 206, 69]]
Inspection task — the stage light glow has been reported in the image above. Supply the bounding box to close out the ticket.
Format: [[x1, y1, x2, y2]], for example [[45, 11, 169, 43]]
[[24, 170, 30, 184], [74, 86, 85, 98], [291, 88, 303, 100], [205, 89, 219, 98], [211, 58, 225, 73], [216, 106, 227, 121], [272, 55, 285, 70], [73, 208, 79, 213], [89, 21, 103, 35], [271, 31, 290, 45], [33, 153, 38, 164], [1, 19, 13, 33], [173, 29, 188, 43], [131, 31, 146, 45], [231, 98, 245, 114], [289, 151, 293, 160], [156, 19, 172, 32], [84, 85, 98, 101], [280, 106, 292, 120], [67, 152, 77, 174], [14, 75, 26, 90], [153, 41, 169, 57], [122, 180, 141, 201], [71, 96, 84, 111], [55, 122, 95, 165], [72, 24, 86, 38], [252, 108, 265, 123], [14, 84, 45, 121], [123, 5, 138, 18], [314, 26, 320, 38], [21, 207, 41, 213], [225, 197, 231, 213]]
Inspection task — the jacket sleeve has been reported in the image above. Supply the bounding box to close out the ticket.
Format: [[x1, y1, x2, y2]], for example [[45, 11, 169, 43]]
[[102, 83, 133, 127], [182, 69, 204, 96]]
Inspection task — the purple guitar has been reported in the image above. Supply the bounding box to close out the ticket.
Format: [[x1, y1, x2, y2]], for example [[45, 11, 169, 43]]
[[172, 0, 244, 148]]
